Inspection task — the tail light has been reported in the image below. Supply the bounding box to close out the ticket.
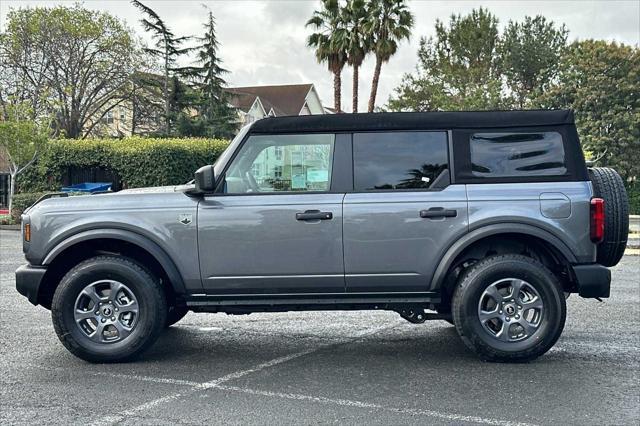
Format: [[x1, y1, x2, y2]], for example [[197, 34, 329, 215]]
[[590, 198, 604, 243]]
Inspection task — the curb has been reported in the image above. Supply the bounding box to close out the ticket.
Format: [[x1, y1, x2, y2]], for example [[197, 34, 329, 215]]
[[624, 248, 640, 256], [0, 225, 20, 231]]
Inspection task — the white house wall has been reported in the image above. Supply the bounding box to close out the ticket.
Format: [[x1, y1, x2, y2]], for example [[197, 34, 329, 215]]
[[304, 86, 325, 115]]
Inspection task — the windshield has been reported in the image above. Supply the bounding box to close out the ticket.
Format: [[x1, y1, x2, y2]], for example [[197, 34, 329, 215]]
[[213, 123, 252, 172]]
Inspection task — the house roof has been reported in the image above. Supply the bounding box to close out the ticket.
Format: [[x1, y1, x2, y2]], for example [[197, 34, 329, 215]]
[[225, 84, 314, 116], [250, 110, 576, 134]]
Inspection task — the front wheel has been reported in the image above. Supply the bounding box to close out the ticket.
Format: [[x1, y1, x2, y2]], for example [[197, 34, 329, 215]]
[[51, 255, 167, 363], [452, 254, 566, 362]]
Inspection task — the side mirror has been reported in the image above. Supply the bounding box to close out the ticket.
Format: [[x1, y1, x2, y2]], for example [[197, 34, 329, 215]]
[[194, 165, 217, 193]]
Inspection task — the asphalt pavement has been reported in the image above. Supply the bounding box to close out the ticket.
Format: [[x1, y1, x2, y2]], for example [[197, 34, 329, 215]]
[[1, 229, 639, 425]]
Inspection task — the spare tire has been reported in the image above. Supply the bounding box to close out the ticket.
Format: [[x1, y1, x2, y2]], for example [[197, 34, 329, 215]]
[[588, 167, 629, 266]]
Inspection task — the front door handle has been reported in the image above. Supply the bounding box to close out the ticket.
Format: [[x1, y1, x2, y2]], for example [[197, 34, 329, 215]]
[[296, 210, 333, 221], [420, 207, 457, 219]]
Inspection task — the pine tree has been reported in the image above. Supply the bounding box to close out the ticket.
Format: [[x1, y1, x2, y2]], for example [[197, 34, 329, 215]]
[[131, 0, 192, 135], [187, 10, 236, 138]]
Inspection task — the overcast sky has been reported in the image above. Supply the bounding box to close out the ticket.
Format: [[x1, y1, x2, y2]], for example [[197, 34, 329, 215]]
[[1, 1, 639, 112]]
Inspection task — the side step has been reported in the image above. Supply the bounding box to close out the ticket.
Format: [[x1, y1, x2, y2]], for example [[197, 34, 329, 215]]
[[185, 292, 440, 312]]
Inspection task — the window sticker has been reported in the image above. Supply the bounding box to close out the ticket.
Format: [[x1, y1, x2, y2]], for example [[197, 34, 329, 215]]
[[307, 169, 329, 183], [291, 173, 307, 189]]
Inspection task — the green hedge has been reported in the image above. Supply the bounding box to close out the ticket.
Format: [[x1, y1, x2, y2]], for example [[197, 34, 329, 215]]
[[627, 182, 640, 215], [10, 191, 86, 220], [18, 137, 229, 192]]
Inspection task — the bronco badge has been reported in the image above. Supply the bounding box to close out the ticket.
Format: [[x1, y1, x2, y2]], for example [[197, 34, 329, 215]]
[[178, 214, 192, 225]]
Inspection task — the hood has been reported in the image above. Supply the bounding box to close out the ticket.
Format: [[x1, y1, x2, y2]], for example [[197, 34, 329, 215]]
[[118, 184, 194, 194], [27, 184, 196, 215]]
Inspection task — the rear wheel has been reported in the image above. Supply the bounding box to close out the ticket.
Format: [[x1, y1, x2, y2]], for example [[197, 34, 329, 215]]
[[51, 255, 167, 363], [589, 167, 629, 266], [452, 254, 566, 362]]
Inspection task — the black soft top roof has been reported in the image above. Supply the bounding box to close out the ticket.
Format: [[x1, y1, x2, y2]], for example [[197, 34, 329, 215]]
[[250, 110, 575, 134]]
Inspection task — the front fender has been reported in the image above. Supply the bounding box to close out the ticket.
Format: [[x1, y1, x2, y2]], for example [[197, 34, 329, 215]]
[[42, 228, 187, 294]]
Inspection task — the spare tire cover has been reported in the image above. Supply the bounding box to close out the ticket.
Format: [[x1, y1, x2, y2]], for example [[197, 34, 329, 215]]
[[588, 167, 629, 266]]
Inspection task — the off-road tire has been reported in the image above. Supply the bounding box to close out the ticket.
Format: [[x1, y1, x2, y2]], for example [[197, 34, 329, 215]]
[[452, 255, 566, 362], [589, 167, 629, 266], [51, 255, 167, 363], [165, 306, 189, 327]]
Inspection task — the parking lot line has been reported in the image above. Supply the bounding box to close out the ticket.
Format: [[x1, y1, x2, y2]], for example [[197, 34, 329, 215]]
[[83, 319, 539, 426], [93, 323, 398, 426], [216, 384, 538, 426]]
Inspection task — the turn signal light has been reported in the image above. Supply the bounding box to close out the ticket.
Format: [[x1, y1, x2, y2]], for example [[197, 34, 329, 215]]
[[590, 198, 604, 243], [24, 223, 31, 242]]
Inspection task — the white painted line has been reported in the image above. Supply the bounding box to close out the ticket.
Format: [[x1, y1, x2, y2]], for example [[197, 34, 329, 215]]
[[94, 323, 396, 426], [216, 384, 539, 426]]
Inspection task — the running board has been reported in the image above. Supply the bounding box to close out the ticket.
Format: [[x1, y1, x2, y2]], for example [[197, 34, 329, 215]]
[[185, 292, 440, 308]]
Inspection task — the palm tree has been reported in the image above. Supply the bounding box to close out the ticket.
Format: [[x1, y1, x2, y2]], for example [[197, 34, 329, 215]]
[[365, 0, 414, 112], [342, 0, 371, 113], [306, 0, 348, 113]]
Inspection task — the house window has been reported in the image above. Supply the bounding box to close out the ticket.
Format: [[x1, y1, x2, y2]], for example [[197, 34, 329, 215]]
[[101, 111, 114, 124], [274, 146, 283, 160], [119, 110, 126, 121]]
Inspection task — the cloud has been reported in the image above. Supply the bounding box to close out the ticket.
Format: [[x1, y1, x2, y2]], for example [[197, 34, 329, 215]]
[[1, 0, 638, 112]]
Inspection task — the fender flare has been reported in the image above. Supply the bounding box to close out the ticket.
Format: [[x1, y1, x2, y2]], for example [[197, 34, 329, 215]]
[[429, 223, 577, 291], [42, 228, 186, 294]]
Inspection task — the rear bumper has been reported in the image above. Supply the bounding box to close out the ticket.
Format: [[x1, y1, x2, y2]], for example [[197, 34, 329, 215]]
[[572, 264, 611, 298], [16, 264, 47, 305]]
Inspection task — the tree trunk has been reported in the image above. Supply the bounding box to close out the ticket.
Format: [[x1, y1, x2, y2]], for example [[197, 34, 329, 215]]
[[333, 70, 342, 113], [8, 171, 16, 215], [368, 56, 383, 113], [352, 65, 359, 113], [164, 39, 170, 135]]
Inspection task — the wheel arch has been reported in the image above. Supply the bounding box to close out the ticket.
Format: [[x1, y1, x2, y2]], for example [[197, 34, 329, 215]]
[[431, 223, 577, 297], [37, 229, 186, 309]]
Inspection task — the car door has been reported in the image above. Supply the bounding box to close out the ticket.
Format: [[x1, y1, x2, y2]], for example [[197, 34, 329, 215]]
[[198, 132, 346, 295], [343, 131, 468, 293]]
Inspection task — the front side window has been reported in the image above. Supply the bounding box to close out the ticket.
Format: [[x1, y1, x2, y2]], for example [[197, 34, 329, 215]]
[[353, 132, 449, 191], [470, 132, 566, 178], [224, 134, 334, 193]]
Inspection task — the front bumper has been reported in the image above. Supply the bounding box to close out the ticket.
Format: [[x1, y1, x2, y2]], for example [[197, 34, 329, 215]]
[[16, 264, 47, 305], [572, 264, 611, 298]]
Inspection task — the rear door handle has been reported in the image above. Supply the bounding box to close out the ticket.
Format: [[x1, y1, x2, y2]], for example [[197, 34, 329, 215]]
[[420, 207, 457, 219], [296, 210, 333, 221]]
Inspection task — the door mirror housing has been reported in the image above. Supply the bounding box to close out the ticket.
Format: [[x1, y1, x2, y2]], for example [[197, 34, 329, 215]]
[[194, 165, 217, 193]]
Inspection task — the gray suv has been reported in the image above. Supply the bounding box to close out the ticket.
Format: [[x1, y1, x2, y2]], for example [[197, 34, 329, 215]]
[[15, 110, 629, 363]]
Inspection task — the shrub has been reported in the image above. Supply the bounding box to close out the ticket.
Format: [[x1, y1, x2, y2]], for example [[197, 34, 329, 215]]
[[10, 191, 86, 220], [17, 137, 229, 192], [10, 191, 53, 220], [627, 182, 640, 215]]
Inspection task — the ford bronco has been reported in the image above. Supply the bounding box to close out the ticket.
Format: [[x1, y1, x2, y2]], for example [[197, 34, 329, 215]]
[[15, 110, 629, 363]]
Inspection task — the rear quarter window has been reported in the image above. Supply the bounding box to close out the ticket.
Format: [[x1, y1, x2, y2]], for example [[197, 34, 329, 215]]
[[470, 132, 567, 178]]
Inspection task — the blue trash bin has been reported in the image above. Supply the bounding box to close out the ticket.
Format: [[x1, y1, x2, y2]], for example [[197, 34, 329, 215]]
[[60, 182, 112, 193]]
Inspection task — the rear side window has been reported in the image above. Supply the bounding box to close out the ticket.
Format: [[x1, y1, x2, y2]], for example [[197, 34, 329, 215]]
[[470, 132, 566, 178], [353, 132, 448, 191]]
